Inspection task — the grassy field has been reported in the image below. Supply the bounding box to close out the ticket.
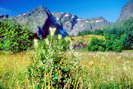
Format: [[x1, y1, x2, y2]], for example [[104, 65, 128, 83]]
[[0, 51, 133, 88]]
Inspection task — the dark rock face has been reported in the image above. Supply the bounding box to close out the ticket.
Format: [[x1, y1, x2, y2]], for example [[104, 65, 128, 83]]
[[0, 14, 9, 19], [118, 0, 133, 22]]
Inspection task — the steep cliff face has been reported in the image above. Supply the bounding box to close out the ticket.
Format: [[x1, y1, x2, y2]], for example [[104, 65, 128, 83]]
[[118, 0, 133, 22], [14, 6, 50, 33], [13, 6, 66, 38]]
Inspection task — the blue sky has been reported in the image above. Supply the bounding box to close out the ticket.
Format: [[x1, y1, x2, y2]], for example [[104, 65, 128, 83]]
[[0, 0, 129, 22]]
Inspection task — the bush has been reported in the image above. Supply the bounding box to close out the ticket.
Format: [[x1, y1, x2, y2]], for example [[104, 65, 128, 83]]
[[104, 35, 123, 52], [28, 28, 82, 89], [88, 36, 123, 52], [0, 20, 33, 53], [88, 37, 105, 52], [105, 40, 123, 52]]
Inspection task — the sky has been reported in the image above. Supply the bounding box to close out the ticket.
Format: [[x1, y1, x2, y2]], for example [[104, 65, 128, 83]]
[[0, 0, 129, 22]]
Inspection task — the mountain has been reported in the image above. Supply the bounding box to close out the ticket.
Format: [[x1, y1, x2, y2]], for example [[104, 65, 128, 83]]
[[118, 0, 133, 22], [69, 16, 109, 36], [12, 6, 63, 38], [0, 14, 9, 19], [53, 13, 110, 36], [1, 6, 110, 38]]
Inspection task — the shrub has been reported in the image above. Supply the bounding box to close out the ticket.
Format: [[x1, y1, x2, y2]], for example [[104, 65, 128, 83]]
[[0, 20, 33, 53], [88, 36, 123, 52], [105, 40, 123, 52], [28, 28, 82, 89], [88, 37, 105, 52], [105, 35, 123, 52]]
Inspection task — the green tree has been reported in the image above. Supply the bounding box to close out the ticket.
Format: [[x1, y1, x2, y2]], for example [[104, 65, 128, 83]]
[[0, 20, 33, 52], [88, 37, 105, 52]]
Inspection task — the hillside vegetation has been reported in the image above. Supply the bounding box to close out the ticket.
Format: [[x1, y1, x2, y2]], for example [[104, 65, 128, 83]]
[[78, 18, 133, 52], [71, 35, 104, 44], [0, 20, 33, 53]]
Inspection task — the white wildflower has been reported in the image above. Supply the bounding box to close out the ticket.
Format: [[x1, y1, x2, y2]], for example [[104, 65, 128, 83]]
[[49, 27, 56, 36], [58, 34, 62, 40], [45, 38, 49, 45], [34, 39, 38, 49], [89, 61, 94, 65], [65, 37, 71, 42]]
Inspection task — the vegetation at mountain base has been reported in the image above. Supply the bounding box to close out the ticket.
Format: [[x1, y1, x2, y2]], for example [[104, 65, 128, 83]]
[[88, 37, 105, 52], [71, 35, 104, 44], [88, 37, 123, 52], [79, 18, 133, 52], [0, 20, 33, 53]]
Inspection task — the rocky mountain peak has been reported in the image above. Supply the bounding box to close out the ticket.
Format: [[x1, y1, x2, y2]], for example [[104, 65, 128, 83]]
[[8, 5, 110, 38], [15, 5, 50, 18], [117, 0, 133, 21]]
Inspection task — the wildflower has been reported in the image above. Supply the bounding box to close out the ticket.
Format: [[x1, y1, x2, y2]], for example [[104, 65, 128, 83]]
[[34, 39, 38, 49], [65, 37, 73, 45], [45, 38, 49, 45], [126, 61, 129, 64], [58, 34, 62, 40], [89, 61, 94, 65], [65, 37, 71, 42], [123, 66, 128, 71], [49, 27, 56, 36]]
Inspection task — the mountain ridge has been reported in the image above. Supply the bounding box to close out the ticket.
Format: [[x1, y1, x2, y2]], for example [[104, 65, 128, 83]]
[[0, 6, 110, 37]]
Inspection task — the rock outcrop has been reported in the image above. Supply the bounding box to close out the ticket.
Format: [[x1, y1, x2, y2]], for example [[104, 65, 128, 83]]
[[117, 0, 133, 21]]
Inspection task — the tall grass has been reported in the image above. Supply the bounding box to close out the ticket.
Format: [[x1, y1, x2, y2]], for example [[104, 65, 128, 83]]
[[0, 51, 133, 88], [0, 28, 133, 88], [80, 52, 133, 88]]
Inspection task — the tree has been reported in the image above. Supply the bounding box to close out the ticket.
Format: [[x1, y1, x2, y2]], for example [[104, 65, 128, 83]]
[[0, 20, 33, 53], [88, 37, 105, 52]]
